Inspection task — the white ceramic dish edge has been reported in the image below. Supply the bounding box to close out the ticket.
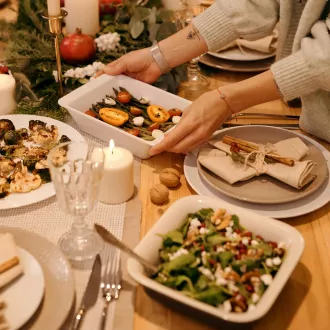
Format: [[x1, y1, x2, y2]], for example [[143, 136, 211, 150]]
[[127, 195, 305, 323], [58, 74, 192, 159]]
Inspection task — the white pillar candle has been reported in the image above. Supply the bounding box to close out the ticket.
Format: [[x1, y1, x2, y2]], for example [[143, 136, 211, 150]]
[[65, 0, 99, 36], [0, 74, 16, 115], [98, 140, 134, 204], [47, 0, 61, 16]]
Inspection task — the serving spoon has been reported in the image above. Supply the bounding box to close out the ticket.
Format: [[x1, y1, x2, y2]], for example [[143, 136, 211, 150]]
[[94, 224, 158, 276]]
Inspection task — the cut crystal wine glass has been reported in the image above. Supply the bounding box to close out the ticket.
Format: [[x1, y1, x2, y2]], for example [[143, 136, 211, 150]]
[[48, 141, 105, 261]]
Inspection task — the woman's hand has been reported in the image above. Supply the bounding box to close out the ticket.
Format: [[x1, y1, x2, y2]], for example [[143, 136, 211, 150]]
[[97, 48, 162, 83], [149, 90, 231, 155]]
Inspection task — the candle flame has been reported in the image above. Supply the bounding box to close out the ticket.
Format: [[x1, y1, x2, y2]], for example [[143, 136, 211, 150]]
[[109, 139, 115, 154]]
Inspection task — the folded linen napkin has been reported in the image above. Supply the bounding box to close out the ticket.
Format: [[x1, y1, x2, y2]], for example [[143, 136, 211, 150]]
[[198, 138, 317, 189], [218, 30, 278, 54], [0, 233, 23, 289]]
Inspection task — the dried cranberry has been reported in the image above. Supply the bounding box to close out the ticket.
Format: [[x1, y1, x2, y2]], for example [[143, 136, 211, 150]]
[[235, 254, 241, 260], [200, 223, 206, 228], [234, 228, 241, 234], [268, 241, 278, 248], [237, 243, 245, 250], [245, 284, 254, 293], [0, 66, 9, 74], [209, 259, 216, 266], [213, 245, 218, 251], [242, 232, 252, 237], [239, 248, 246, 255], [200, 245, 205, 252]]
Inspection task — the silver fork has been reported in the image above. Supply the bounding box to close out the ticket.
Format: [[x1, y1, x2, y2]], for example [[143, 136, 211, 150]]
[[100, 248, 122, 330]]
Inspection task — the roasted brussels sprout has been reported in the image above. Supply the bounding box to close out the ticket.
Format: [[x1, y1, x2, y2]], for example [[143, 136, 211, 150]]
[[0, 119, 15, 139], [23, 159, 38, 171], [29, 120, 46, 132], [4, 131, 20, 145], [17, 128, 29, 139], [59, 135, 71, 144], [36, 169, 51, 183]]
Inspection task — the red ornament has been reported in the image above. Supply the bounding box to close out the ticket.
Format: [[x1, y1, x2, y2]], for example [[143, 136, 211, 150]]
[[60, 0, 65, 7], [99, 0, 123, 15], [0, 66, 9, 74], [60, 28, 96, 65]]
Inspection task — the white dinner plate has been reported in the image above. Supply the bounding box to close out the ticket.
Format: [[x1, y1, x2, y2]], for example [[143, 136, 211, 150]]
[[199, 53, 275, 72], [0, 115, 85, 210], [184, 131, 330, 219], [208, 47, 276, 61], [1, 248, 45, 330]]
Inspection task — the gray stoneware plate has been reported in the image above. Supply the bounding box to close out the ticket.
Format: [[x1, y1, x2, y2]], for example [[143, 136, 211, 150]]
[[197, 126, 328, 204], [0, 227, 75, 330]]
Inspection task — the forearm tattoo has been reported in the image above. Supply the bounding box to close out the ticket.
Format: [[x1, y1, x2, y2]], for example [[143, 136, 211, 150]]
[[187, 27, 200, 40]]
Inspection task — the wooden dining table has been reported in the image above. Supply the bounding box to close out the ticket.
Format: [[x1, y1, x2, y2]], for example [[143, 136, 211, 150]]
[[1, 3, 329, 329], [135, 67, 330, 330]]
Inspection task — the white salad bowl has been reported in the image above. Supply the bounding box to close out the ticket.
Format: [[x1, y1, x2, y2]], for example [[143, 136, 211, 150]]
[[127, 195, 305, 323], [58, 74, 191, 159]]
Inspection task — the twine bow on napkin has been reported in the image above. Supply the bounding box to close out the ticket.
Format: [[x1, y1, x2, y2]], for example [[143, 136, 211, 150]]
[[198, 137, 317, 189]]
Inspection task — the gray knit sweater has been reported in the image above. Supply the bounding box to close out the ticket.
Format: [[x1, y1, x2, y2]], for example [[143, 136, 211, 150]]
[[193, 0, 330, 143]]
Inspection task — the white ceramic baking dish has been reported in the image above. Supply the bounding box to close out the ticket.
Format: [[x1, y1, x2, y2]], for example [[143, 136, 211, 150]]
[[58, 74, 191, 159], [127, 195, 305, 323]]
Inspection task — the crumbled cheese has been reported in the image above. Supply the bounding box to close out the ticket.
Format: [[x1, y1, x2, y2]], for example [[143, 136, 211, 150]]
[[201, 251, 209, 265], [172, 116, 181, 124], [260, 274, 273, 286], [228, 282, 239, 293], [248, 304, 256, 312], [190, 218, 202, 228], [232, 232, 238, 238], [226, 227, 233, 233], [272, 256, 282, 266], [265, 258, 273, 268], [251, 293, 260, 303], [215, 274, 228, 286], [251, 240, 259, 246], [222, 300, 232, 313], [199, 227, 209, 235], [169, 248, 189, 261], [250, 276, 261, 284], [216, 246, 225, 253], [278, 241, 286, 249], [105, 98, 116, 105], [132, 116, 144, 127], [215, 218, 221, 225], [242, 237, 250, 246], [152, 129, 164, 139], [224, 267, 232, 274], [225, 232, 232, 238], [229, 220, 234, 227], [139, 96, 150, 104], [198, 267, 214, 280]]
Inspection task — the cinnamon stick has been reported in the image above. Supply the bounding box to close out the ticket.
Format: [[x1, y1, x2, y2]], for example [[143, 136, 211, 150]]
[[222, 135, 295, 167], [0, 257, 19, 275]]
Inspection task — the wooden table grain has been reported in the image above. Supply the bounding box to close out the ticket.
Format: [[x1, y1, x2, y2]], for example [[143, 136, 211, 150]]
[[135, 68, 330, 330]]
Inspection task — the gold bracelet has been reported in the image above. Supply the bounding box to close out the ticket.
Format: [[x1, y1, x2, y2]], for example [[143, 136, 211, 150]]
[[216, 88, 234, 115]]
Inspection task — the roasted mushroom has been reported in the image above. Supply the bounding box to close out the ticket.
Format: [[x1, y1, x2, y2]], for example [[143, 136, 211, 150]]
[[0, 119, 15, 139]]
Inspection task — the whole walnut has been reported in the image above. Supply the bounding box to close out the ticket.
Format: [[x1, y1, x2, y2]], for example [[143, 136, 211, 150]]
[[159, 168, 180, 188], [150, 184, 169, 204]]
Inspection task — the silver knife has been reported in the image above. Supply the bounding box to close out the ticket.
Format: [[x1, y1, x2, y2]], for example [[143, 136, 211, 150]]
[[71, 254, 102, 330], [231, 113, 300, 119], [222, 123, 300, 130]]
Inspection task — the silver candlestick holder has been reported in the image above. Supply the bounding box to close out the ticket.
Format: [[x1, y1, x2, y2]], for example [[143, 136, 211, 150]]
[[42, 9, 68, 96]]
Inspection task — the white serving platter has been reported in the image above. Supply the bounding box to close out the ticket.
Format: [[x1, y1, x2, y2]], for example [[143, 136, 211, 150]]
[[58, 74, 192, 159], [127, 195, 304, 323]]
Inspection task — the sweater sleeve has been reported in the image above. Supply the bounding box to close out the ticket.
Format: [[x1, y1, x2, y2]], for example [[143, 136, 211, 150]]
[[192, 0, 279, 51], [271, 21, 330, 101]]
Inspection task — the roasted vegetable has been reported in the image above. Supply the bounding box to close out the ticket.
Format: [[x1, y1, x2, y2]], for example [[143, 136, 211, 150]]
[[0, 157, 15, 177], [168, 109, 183, 117], [36, 169, 51, 183], [0, 177, 10, 199], [31, 125, 58, 145], [29, 120, 46, 131], [23, 159, 38, 171], [85, 110, 97, 118], [117, 91, 132, 103], [0, 119, 15, 139], [99, 108, 129, 126], [4, 131, 20, 145], [17, 128, 29, 139], [147, 105, 170, 123], [59, 135, 71, 144]]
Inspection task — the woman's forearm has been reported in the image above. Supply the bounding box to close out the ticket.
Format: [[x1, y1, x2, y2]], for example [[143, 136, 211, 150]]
[[158, 23, 208, 68], [220, 70, 282, 114]]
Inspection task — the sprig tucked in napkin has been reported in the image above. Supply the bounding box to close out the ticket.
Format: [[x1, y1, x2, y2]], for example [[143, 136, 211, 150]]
[[0, 233, 23, 289], [198, 137, 317, 189]]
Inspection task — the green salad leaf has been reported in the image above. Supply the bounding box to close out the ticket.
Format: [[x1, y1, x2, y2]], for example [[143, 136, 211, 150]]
[[162, 254, 196, 273]]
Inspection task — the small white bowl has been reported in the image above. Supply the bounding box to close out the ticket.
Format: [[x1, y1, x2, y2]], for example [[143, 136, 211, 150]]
[[127, 195, 304, 323], [58, 74, 191, 159]]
